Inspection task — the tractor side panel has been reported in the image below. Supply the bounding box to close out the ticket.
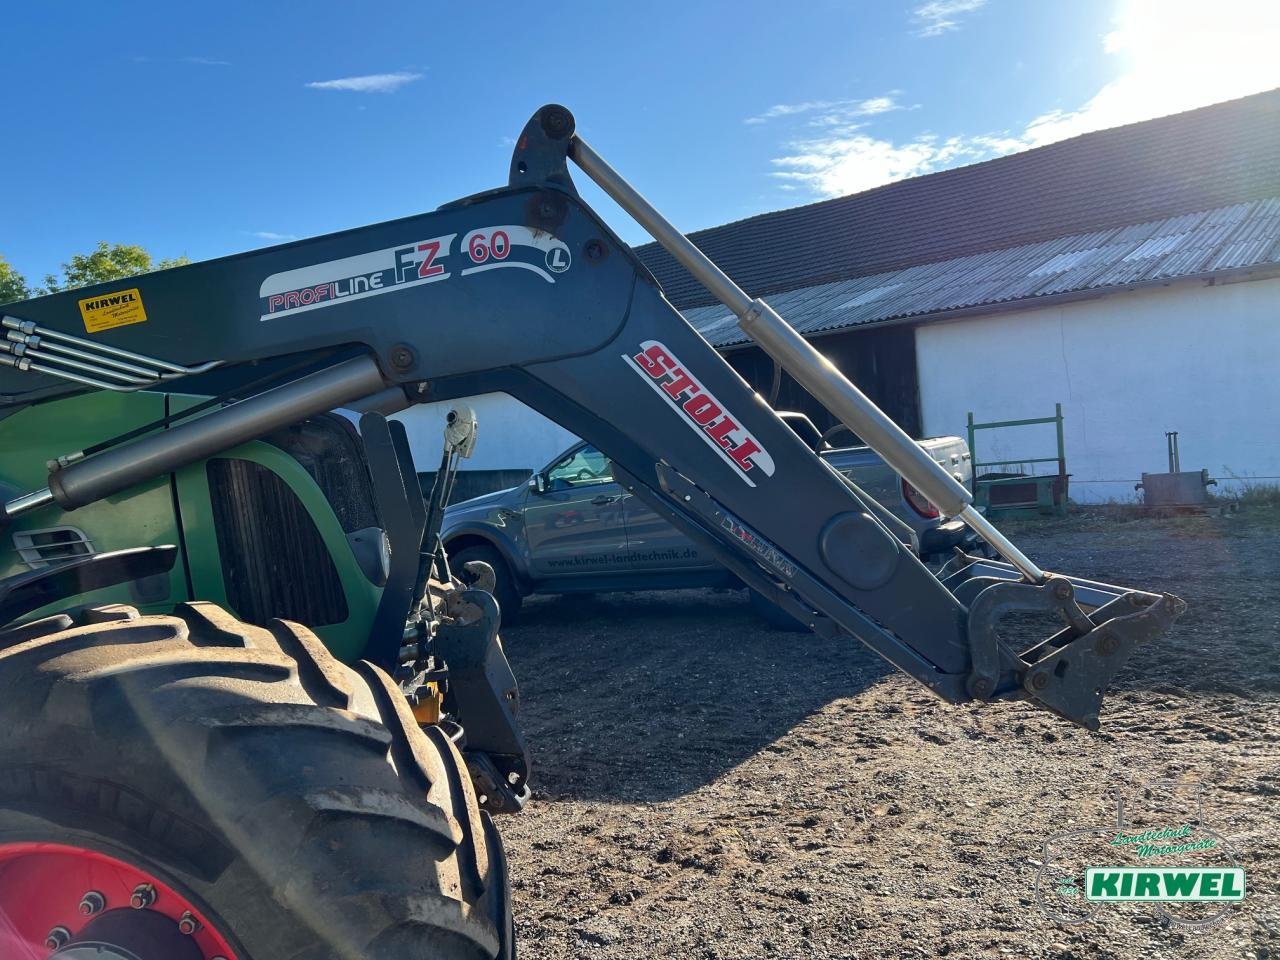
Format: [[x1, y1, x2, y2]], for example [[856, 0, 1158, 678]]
[[168, 398, 382, 663], [0, 392, 190, 615]]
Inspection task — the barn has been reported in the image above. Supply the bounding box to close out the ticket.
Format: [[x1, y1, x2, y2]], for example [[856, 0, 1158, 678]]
[[396, 89, 1280, 503]]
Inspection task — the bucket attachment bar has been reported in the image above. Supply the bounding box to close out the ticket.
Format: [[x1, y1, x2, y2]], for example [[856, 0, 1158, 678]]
[[567, 136, 1044, 581]]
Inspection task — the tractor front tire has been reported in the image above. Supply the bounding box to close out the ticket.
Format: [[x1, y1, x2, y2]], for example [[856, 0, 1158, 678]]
[[0, 602, 512, 959]]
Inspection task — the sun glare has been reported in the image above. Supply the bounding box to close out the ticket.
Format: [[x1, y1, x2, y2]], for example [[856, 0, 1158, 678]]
[[1024, 0, 1280, 146]]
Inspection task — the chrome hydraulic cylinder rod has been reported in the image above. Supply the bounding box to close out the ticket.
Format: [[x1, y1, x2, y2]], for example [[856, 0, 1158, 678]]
[[2, 488, 55, 520], [568, 135, 1045, 582], [46, 355, 387, 511]]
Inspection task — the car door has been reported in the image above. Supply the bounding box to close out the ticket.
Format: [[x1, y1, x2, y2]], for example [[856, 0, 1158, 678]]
[[523, 443, 629, 579], [619, 489, 719, 571]]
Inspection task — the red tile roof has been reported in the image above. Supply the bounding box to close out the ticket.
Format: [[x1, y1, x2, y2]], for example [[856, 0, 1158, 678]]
[[635, 89, 1280, 309]]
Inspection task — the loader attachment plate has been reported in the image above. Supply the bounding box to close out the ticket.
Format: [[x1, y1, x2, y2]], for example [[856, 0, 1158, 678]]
[[1018, 591, 1185, 729], [944, 555, 1187, 729]]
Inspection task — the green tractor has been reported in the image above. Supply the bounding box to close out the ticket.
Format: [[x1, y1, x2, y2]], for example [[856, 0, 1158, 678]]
[[3, 389, 407, 662], [0, 387, 520, 958], [0, 105, 1182, 957]]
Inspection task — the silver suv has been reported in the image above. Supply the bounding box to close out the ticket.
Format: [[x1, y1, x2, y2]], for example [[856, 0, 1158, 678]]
[[442, 433, 975, 625]]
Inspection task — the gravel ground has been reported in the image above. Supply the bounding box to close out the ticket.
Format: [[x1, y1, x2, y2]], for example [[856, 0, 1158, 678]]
[[497, 506, 1280, 960]]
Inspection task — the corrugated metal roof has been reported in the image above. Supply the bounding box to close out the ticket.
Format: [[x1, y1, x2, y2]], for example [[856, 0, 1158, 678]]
[[640, 89, 1280, 310], [682, 197, 1280, 348]]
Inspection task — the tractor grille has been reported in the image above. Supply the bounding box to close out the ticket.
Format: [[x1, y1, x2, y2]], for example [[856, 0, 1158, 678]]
[[260, 414, 379, 534], [207, 458, 348, 626]]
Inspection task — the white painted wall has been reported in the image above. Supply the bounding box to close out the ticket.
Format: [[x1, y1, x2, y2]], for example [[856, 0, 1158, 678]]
[[391, 392, 579, 473], [390, 276, 1279, 499], [916, 276, 1280, 502]]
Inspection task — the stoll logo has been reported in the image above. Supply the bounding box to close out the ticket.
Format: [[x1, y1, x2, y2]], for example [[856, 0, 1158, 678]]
[[1085, 867, 1246, 902], [622, 340, 775, 487]]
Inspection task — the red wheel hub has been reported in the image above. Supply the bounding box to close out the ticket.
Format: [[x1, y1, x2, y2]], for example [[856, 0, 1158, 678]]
[[0, 842, 238, 959]]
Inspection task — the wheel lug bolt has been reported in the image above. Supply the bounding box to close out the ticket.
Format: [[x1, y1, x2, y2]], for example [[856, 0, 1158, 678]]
[[129, 882, 157, 909], [177, 910, 202, 935], [44, 926, 72, 950], [78, 890, 106, 916]]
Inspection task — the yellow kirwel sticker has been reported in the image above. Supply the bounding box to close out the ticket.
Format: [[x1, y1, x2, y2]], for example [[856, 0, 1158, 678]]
[[78, 288, 147, 333]]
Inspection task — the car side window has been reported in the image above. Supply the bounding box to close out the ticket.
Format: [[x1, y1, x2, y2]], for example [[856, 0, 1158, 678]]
[[545, 445, 614, 491]]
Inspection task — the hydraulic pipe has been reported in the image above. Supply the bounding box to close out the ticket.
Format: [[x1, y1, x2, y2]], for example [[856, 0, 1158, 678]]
[[47, 355, 387, 511], [568, 135, 1045, 582]]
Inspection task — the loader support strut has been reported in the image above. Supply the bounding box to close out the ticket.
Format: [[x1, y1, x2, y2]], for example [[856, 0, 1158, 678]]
[[566, 129, 1044, 581]]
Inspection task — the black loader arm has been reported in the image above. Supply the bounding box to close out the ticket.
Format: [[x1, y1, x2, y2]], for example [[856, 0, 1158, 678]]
[[0, 105, 1184, 729]]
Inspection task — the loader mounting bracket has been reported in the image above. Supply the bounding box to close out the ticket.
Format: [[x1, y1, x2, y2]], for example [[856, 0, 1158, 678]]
[[962, 575, 1094, 700], [963, 573, 1186, 729], [507, 103, 578, 195], [433, 588, 530, 813], [1018, 591, 1185, 730]]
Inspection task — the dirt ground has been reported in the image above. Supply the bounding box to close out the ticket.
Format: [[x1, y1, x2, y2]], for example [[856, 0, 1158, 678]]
[[497, 506, 1280, 960]]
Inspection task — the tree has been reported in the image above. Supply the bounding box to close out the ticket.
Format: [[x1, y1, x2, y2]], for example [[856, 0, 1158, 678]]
[[42, 242, 190, 294], [0, 256, 30, 305]]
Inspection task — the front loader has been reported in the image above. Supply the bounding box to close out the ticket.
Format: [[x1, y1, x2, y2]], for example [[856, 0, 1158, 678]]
[[0, 105, 1183, 958]]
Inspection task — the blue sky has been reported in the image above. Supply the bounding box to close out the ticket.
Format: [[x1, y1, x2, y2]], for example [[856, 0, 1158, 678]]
[[5, 0, 1278, 284]]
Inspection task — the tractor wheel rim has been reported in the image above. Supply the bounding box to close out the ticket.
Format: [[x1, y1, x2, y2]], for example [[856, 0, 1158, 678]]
[[0, 841, 239, 960]]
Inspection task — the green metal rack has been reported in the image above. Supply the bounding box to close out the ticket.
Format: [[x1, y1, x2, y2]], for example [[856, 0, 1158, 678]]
[[966, 403, 1068, 519]]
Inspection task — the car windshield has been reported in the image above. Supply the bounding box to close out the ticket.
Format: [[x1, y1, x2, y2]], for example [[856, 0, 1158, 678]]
[[545, 444, 613, 490]]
